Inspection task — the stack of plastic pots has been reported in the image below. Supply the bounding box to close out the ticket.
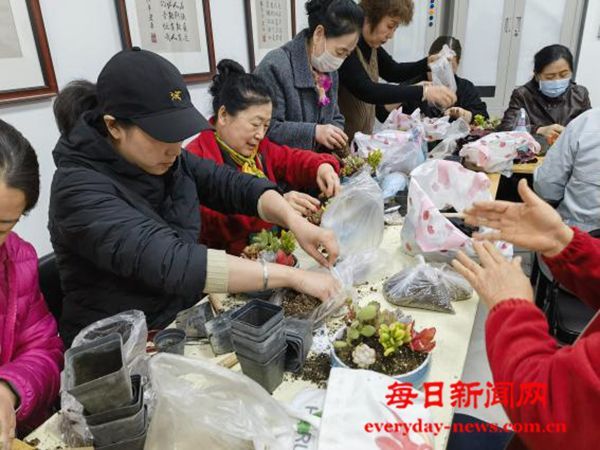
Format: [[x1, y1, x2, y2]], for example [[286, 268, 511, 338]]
[[64, 333, 148, 450], [283, 318, 313, 373], [231, 300, 287, 393]]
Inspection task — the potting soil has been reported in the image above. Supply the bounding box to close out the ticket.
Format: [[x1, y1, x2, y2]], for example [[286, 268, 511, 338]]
[[288, 353, 332, 389], [281, 291, 321, 317], [336, 335, 427, 376]]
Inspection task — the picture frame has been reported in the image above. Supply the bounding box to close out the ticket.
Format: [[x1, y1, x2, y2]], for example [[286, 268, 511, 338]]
[[115, 0, 216, 83], [0, 0, 57, 104], [245, 0, 297, 71]]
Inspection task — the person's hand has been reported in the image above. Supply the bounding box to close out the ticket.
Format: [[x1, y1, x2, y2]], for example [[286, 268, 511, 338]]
[[291, 269, 341, 302], [452, 241, 534, 310], [536, 124, 564, 143], [0, 382, 17, 450], [463, 178, 574, 257], [288, 216, 339, 267], [445, 106, 472, 124], [316, 124, 348, 150], [427, 54, 440, 65], [316, 164, 341, 198], [414, 80, 432, 88], [424, 85, 457, 109], [284, 191, 320, 216]]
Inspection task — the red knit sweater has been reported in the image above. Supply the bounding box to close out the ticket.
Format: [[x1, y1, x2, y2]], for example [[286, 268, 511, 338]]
[[486, 228, 600, 450], [186, 131, 340, 255]]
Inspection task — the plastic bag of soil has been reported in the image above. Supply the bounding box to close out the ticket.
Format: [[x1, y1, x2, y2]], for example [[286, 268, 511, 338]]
[[145, 354, 294, 450], [383, 256, 472, 313], [321, 169, 384, 257]]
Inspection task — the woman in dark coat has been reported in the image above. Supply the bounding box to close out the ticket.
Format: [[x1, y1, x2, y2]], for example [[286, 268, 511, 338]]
[[50, 49, 340, 346]]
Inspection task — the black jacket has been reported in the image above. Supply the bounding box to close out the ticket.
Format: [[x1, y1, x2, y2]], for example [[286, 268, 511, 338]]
[[49, 113, 276, 345], [397, 75, 489, 123]]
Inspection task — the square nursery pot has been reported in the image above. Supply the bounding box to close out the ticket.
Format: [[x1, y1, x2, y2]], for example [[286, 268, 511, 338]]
[[153, 329, 186, 355], [231, 324, 286, 364], [231, 300, 283, 337], [84, 375, 143, 426], [237, 344, 287, 394], [175, 302, 215, 338], [329, 327, 432, 389], [65, 333, 132, 414], [283, 318, 313, 373], [94, 421, 148, 450], [89, 405, 147, 447], [205, 313, 234, 355]]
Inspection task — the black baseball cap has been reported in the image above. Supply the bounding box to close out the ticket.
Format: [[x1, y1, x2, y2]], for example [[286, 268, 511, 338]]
[[97, 47, 210, 143]]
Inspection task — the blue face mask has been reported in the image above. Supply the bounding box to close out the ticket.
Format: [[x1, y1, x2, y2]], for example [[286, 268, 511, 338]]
[[539, 77, 571, 98]]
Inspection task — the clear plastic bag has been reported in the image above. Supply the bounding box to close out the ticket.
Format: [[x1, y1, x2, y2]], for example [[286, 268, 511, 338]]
[[144, 353, 294, 450], [429, 118, 470, 159], [379, 172, 408, 201], [334, 248, 393, 286], [383, 256, 473, 313], [381, 107, 424, 133], [321, 169, 384, 257], [459, 131, 541, 176], [430, 44, 457, 93], [60, 310, 150, 447]]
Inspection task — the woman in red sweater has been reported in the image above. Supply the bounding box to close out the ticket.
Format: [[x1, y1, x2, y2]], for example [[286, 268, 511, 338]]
[[451, 178, 600, 450], [187, 59, 341, 255]]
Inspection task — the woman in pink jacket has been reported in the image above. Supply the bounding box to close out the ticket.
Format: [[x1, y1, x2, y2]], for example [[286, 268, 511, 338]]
[[0, 120, 63, 448]]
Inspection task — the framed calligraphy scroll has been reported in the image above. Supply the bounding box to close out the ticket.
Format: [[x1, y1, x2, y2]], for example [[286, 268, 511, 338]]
[[116, 0, 216, 83], [245, 0, 297, 71], [0, 0, 57, 104]]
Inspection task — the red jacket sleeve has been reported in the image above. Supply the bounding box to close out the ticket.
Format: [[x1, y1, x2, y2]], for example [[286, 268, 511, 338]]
[[264, 139, 340, 190], [542, 227, 600, 310], [486, 299, 600, 450], [0, 290, 63, 426]]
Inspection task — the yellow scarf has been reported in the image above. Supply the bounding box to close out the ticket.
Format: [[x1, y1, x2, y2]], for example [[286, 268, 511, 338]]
[[215, 134, 266, 179]]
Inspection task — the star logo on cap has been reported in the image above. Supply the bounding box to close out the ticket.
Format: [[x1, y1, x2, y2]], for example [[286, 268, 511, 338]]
[[170, 89, 183, 102]]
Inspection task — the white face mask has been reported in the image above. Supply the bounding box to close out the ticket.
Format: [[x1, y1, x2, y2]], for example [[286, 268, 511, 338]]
[[311, 39, 345, 73]]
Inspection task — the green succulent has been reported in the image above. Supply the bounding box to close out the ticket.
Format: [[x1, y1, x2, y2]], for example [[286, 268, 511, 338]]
[[379, 322, 411, 357], [334, 302, 379, 349], [366, 149, 383, 173], [279, 230, 296, 255]]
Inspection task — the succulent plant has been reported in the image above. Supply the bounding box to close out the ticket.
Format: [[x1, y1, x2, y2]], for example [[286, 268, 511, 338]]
[[409, 326, 437, 353], [366, 149, 383, 173], [352, 343, 376, 368], [379, 322, 412, 357], [334, 301, 379, 349], [340, 155, 366, 177], [279, 230, 297, 255]]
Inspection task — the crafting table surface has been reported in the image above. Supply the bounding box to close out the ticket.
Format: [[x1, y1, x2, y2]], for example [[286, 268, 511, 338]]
[[27, 223, 482, 450]]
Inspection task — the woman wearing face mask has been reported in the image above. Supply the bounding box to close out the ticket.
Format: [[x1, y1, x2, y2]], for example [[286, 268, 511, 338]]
[[401, 36, 488, 124], [254, 0, 364, 154], [50, 48, 341, 347], [0, 120, 63, 449], [499, 44, 591, 143], [186, 59, 341, 255], [337, 0, 457, 139]]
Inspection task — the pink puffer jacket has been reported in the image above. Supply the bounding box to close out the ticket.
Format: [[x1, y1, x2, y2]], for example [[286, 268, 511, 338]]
[[0, 232, 63, 430]]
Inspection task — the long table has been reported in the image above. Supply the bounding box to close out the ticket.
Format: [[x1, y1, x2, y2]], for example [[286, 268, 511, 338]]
[[27, 223, 482, 450]]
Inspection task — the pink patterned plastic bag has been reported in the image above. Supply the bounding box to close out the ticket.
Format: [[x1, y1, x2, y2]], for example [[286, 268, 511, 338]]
[[401, 160, 512, 260], [459, 131, 541, 176]]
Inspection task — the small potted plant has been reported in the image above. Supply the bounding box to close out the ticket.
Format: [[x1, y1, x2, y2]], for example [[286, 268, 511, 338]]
[[242, 229, 298, 267], [331, 301, 435, 388], [340, 149, 383, 179]]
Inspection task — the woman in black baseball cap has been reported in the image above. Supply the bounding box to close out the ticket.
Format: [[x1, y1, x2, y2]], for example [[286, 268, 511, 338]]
[[50, 48, 340, 346]]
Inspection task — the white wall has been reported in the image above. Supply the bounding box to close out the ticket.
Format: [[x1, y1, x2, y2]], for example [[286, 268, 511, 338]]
[[576, 0, 600, 106], [0, 0, 307, 256]]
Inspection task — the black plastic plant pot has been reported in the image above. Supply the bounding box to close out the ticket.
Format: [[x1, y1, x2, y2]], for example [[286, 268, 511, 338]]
[[230, 319, 284, 344], [206, 315, 234, 355], [94, 418, 148, 450], [232, 326, 286, 364], [175, 302, 215, 338], [89, 406, 147, 447], [231, 300, 284, 336], [84, 375, 143, 426], [153, 329, 186, 355], [237, 344, 287, 394], [65, 333, 132, 415]]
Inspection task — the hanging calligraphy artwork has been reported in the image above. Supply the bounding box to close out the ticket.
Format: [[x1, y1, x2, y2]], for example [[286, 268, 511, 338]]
[[0, 0, 57, 103], [116, 0, 216, 83], [245, 0, 296, 70]]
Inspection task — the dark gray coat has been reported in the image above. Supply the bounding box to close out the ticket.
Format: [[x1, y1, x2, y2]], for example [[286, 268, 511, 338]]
[[49, 113, 276, 345], [255, 30, 345, 150]]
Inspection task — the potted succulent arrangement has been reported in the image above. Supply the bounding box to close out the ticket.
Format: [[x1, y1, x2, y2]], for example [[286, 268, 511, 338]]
[[340, 149, 383, 178], [470, 114, 501, 137], [331, 301, 435, 387], [242, 229, 298, 267]]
